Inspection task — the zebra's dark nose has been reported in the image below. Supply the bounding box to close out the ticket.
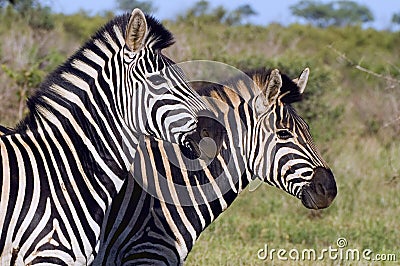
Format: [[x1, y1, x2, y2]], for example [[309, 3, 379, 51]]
[[301, 167, 337, 209], [185, 111, 226, 160]]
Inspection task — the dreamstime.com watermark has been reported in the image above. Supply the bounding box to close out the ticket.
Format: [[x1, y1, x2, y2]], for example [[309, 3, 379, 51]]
[[257, 237, 397, 262]]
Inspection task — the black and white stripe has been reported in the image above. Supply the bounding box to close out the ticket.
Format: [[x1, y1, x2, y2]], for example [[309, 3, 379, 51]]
[[94, 68, 337, 265], [0, 9, 219, 265]]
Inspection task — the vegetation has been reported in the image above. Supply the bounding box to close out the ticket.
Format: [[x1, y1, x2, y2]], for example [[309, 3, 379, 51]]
[[115, 0, 156, 13], [0, 0, 54, 29], [0, 3, 399, 265], [290, 0, 374, 27], [177, 0, 257, 26], [393, 12, 400, 25]]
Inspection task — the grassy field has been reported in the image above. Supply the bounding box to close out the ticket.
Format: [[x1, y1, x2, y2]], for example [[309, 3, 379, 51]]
[[0, 9, 399, 265]]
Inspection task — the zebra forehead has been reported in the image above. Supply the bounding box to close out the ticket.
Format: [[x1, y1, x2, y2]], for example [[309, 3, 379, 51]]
[[281, 104, 301, 120], [273, 104, 305, 127]]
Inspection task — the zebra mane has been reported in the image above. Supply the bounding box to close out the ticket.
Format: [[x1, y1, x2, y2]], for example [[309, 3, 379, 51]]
[[195, 68, 302, 106], [0, 124, 12, 136], [15, 12, 175, 131], [141, 14, 175, 50]]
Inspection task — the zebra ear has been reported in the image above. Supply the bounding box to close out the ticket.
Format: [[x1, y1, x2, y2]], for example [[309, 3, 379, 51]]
[[125, 8, 148, 52], [255, 69, 282, 114], [264, 69, 283, 104], [292, 68, 309, 94]]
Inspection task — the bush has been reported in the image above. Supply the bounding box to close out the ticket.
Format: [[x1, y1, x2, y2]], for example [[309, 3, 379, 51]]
[[57, 12, 109, 41]]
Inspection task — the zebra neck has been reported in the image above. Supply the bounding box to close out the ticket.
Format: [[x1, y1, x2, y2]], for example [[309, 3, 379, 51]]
[[13, 14, 139, 170], [8, 65, 137, 200], [158, 129, 254, 261], [201, 144, 252, 218], [173, 98, 256, 256]]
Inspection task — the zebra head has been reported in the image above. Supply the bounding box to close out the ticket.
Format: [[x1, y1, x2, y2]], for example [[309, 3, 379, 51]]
[[119, 9, 222, 156], [251, 68, 337, 209]]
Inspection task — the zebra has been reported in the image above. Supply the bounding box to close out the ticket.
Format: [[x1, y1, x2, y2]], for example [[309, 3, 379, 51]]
[[94, 67, 337, 265], [0, 9, 224, 265]]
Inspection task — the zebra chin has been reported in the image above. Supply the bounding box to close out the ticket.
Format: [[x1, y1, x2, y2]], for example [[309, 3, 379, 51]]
[[300, 167, 337, 210]]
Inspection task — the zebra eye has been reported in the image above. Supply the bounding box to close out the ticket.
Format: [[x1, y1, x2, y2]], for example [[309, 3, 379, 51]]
[[148, 74, 167, 86], [277, 130, 293, 140]]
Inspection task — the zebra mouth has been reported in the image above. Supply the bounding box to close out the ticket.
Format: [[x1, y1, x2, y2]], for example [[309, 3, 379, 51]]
[[301, 187, 319, 209]]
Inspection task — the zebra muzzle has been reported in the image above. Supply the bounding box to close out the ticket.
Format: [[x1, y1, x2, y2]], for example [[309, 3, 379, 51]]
[[301, 167, 337, 209], [184, 112, 227, 160]]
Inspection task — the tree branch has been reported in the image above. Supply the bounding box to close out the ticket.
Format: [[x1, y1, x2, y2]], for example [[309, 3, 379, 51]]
[[328, 44, 400, 86]]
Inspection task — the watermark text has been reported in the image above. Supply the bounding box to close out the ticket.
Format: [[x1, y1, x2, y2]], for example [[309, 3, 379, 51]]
[[257, 238, 397, 262]]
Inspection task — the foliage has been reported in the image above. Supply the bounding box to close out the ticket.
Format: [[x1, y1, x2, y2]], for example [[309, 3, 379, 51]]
[[392, 12, 400, 25], [177, 0, 257, 26], [1, 63, 43, 119], [57, 11, 109, 41], [290, 0, 374, 27], [115, 0, 156, 14], [0, 0, 54, 30], [1, 64, 42, 89], [225, 4, 257, 25], [23, 5, 54, 30]]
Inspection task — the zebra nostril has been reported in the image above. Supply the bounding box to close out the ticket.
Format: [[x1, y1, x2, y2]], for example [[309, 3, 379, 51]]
[[198, 137, 217, 159], [316, 183, 326, 196], [195, 112, 226, 158], [312, 167, 336, 196], [201, 128, 210, 138]]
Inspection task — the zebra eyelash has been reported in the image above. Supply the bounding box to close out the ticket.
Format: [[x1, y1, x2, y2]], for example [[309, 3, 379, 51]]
[[276, 129, 293, 140], [147, 74, 167, 86]]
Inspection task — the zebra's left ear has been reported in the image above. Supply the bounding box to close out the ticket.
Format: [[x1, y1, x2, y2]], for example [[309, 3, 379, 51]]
[[255, 69, 282, 114], [125, 8, 148, 52], [264, 69, 283, 104], [292, 68, 310, 94]]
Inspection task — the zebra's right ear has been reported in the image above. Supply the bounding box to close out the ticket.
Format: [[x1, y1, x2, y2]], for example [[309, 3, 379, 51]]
[[125, 8, 148, 52], [292, 68, 309, 94]]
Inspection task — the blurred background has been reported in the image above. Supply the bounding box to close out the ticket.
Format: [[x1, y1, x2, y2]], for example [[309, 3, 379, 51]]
[[0, 0, 399, 264]]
